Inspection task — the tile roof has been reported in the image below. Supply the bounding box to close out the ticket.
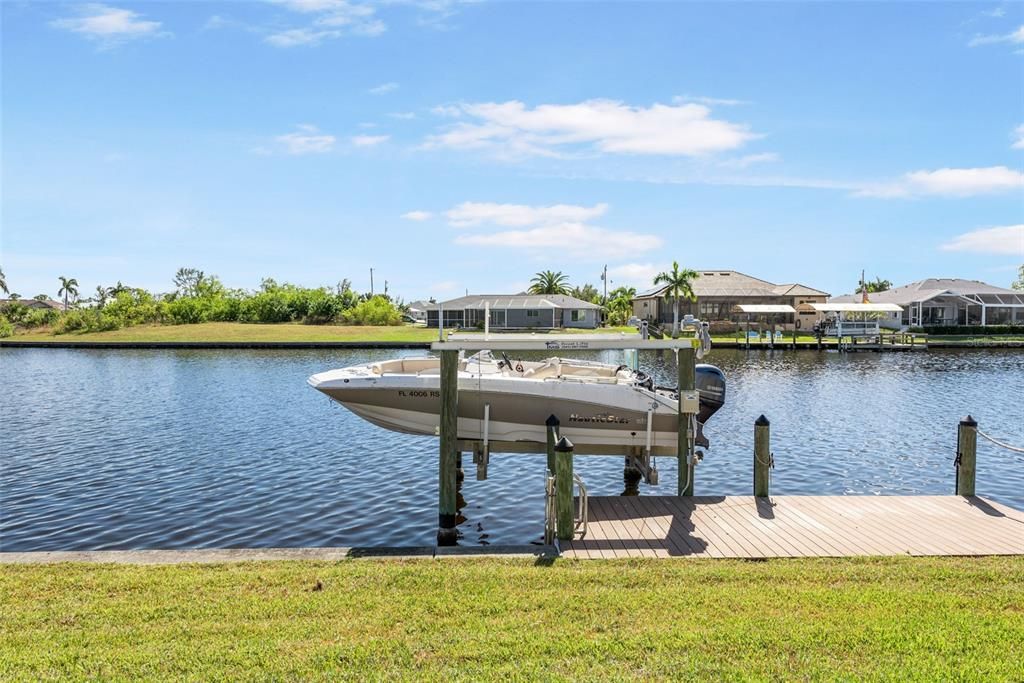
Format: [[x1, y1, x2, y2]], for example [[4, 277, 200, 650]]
[[636, 271, 829, 298]]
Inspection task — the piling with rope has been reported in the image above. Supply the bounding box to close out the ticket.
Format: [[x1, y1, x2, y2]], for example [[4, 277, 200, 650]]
[[956, 415, 977, 497], [754, 414, 772, 497], [555, 436, 575, 540]]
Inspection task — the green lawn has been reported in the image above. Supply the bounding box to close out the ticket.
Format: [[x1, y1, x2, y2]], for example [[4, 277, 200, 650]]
[[8, 322, 440, 343], [7, 323, 640, 343], [2, 557, 1022, 680]]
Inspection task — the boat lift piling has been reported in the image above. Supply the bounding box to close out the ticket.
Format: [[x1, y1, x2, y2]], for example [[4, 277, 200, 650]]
[[432, 333, 703, 546]]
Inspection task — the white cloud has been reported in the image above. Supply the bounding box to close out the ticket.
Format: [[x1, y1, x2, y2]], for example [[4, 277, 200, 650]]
[[968, 24, 1024, 46], [424, 99, 757, 158], [445, 202, 609, 228], [673, 95, 749, 107], [51, 4, 166, 46], [389, 112, 417, 120], [940, 225, 1024, 255], [455, 223, 662, 259], [265, 28, 340, 47], [855, 166, 1024, 198], [401, 210, 433, 221], [369, 82, 399, 95], [607, 263, 668, 288], [984, 8, 1006, 18], [1012, 124, 1024, 150], [351, 134, 389, 146], [276, 124, 336, 154], [718, 152, 780, 169], [440, 201, 659, 259], [266, 0, 383, 46]]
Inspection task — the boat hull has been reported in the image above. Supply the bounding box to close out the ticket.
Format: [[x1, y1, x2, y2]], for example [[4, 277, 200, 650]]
[[313, 379, 694, 456]]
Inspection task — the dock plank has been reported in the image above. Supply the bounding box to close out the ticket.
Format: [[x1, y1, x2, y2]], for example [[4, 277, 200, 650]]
[[560, 495, 1024, 559]]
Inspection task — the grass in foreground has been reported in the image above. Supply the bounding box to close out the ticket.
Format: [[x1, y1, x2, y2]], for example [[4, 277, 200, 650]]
[[2, 557, 1022, 680]]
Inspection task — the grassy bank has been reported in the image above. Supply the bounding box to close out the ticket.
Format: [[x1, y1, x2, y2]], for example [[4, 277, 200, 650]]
[[2, 557, 1022, 680], [5, 323, 637, 343], [7, 322, 440, 343]]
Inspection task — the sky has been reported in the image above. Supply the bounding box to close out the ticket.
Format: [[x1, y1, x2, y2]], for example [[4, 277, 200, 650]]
[[1, 1, 1023, 303]]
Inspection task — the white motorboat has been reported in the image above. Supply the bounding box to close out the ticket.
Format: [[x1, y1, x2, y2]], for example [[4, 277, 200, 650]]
[[308, 351, 725, 455]]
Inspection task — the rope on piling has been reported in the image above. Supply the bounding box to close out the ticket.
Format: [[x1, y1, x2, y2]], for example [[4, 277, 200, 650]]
[[976, 429, 1024, 454]]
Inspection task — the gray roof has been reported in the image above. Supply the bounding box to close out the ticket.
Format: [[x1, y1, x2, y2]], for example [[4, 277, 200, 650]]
[[830, 278, 1024, 305], [636, 270, 829, 299], [1, 298, 63, 310], [424, 294, 602, 311]]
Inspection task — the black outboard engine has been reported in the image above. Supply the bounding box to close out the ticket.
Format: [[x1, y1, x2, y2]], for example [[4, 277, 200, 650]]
[[694, 364, 726, 448]]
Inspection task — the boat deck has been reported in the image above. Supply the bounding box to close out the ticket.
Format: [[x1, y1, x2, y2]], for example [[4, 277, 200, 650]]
[[559, 495, 1024, 559]]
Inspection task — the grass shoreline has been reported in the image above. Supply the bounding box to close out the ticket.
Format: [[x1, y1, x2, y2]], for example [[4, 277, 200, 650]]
[[2, 321, 1023, 347], [2, 556, 1022, 679]]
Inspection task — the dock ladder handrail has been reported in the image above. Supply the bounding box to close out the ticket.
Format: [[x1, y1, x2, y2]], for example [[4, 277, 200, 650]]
[[543, 470, 589, 544]]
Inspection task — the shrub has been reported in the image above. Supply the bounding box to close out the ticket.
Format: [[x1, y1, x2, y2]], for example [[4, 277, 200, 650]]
[[22, 308, 60, 328], [0, 301, 29, 324], [304, 292, 341, 324], [165, 297, 208, 325], [343, 296, 402, 326], [54, 310, 89, 334], [105, 290, 162, 327], [240, 291, 293, 323], [0, 316, 12, 338], [207, 296, 242, 322]]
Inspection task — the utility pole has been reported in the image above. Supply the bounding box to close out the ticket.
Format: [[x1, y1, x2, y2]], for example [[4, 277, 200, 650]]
[[602, 264, 608, 304], [370, 268, 374, 297], [384, 280, 388, 297]]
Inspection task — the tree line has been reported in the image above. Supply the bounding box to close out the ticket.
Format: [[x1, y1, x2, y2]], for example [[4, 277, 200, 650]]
[[0, 267, 407, 337]]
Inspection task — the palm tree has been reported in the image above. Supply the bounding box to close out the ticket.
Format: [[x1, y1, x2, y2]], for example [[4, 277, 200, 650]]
[[528, 270, 571, 295], [94, 285, 109, 308], [57, 276, 79, 312], [606, 286, 636, 326], [0, 265, 7, 295], [653, 262, 699, 337]]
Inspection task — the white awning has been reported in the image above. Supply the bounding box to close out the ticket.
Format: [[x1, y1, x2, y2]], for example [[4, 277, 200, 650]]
[[813, 303, 903, 312], [735, 304, 796, 313]]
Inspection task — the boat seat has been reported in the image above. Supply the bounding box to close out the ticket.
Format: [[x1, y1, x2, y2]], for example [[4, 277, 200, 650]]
[[522, 364, 560, 379]]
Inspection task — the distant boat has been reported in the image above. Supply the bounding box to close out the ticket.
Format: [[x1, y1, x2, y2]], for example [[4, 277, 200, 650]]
[[309, 351, 725, 455]]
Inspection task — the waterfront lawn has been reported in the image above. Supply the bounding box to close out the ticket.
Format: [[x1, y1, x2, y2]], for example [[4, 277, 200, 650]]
[[2, 556, 1022, 680], [9, 322, 440, 343], [8, 323, 640, 343]]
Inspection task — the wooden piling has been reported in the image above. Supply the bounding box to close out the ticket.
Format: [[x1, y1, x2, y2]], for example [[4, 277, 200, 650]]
[[677, 345, 696, 496], [754, 414, 771, 497], [956, 415, 977, 496], [555, 436, 575, 540], [545, 414, 559, 475], [437, 349, 459, 546]]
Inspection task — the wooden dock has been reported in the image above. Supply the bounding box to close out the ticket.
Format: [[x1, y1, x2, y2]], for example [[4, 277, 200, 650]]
[[559, 495, 1024, 559]]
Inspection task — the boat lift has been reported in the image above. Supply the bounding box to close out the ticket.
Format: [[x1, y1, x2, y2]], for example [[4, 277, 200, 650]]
[[430, 328, 706, 545]]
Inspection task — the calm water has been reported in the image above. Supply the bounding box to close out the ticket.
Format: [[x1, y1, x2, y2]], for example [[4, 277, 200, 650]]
[[1, 347, 1022, 551]]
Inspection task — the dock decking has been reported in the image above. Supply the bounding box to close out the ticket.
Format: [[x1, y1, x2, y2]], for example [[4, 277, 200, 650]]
[[560, 495, 1024, 559]]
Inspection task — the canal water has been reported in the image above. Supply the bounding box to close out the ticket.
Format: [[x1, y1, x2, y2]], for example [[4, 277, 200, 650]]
[[2, 347, 1022, 551]]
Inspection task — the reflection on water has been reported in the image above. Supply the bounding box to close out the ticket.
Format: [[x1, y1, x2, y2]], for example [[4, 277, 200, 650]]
[[1, 347, 1022, 551]]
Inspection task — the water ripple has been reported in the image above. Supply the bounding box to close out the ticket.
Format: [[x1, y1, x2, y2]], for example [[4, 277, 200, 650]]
[[1, 347, 1021, 551]]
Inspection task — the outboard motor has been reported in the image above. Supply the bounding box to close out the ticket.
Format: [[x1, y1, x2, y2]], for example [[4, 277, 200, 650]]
[[694, 364, 726, 448]]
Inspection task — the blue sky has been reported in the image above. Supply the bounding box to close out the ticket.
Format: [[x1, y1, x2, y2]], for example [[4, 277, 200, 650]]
[[2, 1, 1022, 302]]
